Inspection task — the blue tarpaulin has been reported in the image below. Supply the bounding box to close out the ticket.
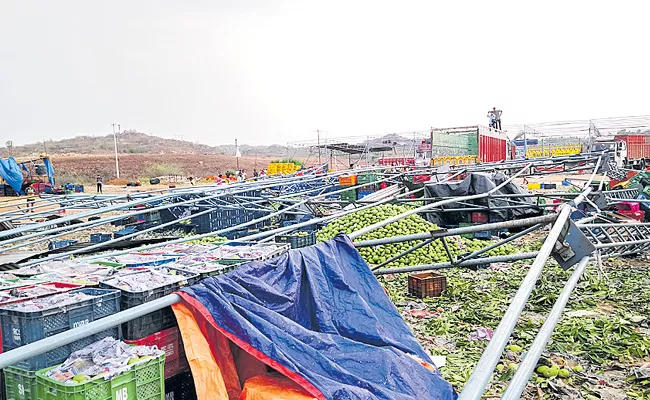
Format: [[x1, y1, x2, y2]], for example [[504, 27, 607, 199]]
[[176, 235, 457, 400], [43, 157, 55, 184], [0, 157, 25, 194]]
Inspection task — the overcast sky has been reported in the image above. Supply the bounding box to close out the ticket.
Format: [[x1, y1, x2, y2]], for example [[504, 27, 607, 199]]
[[1, 1, 648, 146]]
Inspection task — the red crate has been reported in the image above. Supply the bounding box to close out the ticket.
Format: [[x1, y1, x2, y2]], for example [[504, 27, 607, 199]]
[[471, 212, 489, 223], [413, 175, 431, 183], [618, 202, 641, 212], [408, 272, 447, 298], [619, 210, 644, 222], [125, 327, 189, 378]]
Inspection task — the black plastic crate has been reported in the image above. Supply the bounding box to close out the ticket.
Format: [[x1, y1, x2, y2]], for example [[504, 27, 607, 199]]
[[100, 269, 198, 340], [0, 288, 121, 370], [191, 210, 225, 234], [144, 210, 162, 222], [275, 231, 316, 249], [165, 371, 196, 400]]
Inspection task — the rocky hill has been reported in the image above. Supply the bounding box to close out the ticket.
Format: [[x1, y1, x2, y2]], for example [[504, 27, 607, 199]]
[[0, 131, 304, 158]]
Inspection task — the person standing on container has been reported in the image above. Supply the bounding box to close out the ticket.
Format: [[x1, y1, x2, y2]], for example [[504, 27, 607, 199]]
[[491, 107, 503, 130], [96, 175, 103, 193], [487, 110, 496, 129]]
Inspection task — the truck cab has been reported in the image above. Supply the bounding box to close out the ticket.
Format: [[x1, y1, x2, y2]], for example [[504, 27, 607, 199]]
[[615, 140, 627, 168]]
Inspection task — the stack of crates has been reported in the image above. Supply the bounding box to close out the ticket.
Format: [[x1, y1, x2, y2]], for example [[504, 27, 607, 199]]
[[339, 175, 357, 202], [357, 173, 378, 200], [99, 269, 198, 341], [100, 268, 199, 399], [125, 327, 189, 379], [1, 288, 121, 400]]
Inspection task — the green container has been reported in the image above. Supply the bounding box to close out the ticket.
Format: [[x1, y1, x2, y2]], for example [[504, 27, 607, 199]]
[[340, 189, 357, 202], [36, 355, 165, 400], [4, 366, 39, 400], [357, 173, 378, 185], [458, 222, 475, 239]]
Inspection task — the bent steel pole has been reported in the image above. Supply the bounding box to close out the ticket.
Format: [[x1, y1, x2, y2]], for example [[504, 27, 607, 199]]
[[76, 180, 416, 263], [458, 183, 597, 400], [501, 256, 590, 400], [372, 252, 540, 275], [354, 214, 558, 248], [459, 155, 604, 398], [348, 164, 532, 240]]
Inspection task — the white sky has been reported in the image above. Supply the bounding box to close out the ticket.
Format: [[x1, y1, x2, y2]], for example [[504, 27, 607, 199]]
[[1, 0, 648, 146]]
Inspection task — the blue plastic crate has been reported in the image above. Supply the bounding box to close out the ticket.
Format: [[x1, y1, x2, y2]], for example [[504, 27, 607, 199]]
[[0, 288, 121, 370], [48, 240, 78, 250], [90, 233, 112, 243], [114, 226, 137, 239], [357, 191, 373, 200]]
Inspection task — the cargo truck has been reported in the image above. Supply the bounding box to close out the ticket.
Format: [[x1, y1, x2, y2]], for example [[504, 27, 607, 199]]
[[414, 125, 508, 167], [592, 134, 650, 170]]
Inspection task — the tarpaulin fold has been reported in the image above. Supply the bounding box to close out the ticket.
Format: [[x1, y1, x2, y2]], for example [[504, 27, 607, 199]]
[[175, 235, 457, 400], [424, 172, 541, 225]]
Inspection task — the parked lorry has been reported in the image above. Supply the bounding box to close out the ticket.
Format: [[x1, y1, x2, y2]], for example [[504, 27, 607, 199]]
[[591, 134, 650, 170]]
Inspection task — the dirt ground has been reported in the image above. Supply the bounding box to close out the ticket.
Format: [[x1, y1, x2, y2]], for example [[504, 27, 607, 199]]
[[50, 153, 285, 183]]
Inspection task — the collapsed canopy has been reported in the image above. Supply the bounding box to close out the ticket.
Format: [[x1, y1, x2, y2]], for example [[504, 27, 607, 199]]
[[173, 235, 457, 400]]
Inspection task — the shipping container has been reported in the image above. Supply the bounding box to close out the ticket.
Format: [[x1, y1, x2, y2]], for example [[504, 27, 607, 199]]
[[423, 125, 508, 165]]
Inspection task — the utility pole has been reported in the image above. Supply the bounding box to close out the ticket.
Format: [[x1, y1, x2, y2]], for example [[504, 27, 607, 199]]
[[316, 130, 321, 166], [235, 138, 240, 170], [111, 123, 120, 178], [523, 125, 528, 159]]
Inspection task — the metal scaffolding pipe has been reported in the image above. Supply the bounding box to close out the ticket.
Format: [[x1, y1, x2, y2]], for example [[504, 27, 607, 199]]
[[372, 252, 540, 275], [458, 167, 598, 400], [455, 223, 543, 264], [76, 184, 421, 263], [22, 174, 401, 265], [501, 256, 590, 400], [354, 214, 558, 247], [458, 205, 576, 399]]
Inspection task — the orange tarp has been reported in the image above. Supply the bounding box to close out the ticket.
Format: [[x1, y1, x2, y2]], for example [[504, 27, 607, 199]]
[[239, 375, 317, 400], [173, 301, 316, 400]]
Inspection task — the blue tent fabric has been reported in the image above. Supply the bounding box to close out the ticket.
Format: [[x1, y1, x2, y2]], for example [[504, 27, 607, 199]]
[[0, 157, 25, 194], [43, 157, 55, 184], [181, 235, 457, 400]]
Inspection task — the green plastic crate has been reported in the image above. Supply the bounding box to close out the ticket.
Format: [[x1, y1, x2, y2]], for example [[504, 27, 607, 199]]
[[4, 366, 38, 400], [357, 173, 378, 185], [340, 189, 357, 202], [458, 222, 475, 239], [36, 354, 165, 400]]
